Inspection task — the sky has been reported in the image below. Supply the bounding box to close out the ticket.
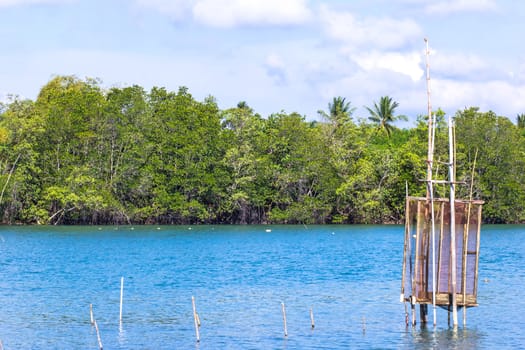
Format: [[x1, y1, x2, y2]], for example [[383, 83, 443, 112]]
[[1, 0, 525, 126]]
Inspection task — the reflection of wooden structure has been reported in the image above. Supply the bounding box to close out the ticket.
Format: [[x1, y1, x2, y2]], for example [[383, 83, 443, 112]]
[[401, 197, 483, 314]]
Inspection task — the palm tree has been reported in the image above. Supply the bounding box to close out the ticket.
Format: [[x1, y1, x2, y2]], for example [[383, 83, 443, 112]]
[[517, 113, 525, 129], [318, 96, 355, 129], [366, 96, 407, 137]]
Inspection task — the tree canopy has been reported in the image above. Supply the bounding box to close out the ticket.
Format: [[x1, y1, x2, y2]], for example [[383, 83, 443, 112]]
[[0, 76, 523, 224]]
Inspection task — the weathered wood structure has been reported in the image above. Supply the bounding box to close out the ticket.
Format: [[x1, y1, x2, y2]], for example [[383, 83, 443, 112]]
[[401, 38, 484, 327], [401, 197, 483, 316]]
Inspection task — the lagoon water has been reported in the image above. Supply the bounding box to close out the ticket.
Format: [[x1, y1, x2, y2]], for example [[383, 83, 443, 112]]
[[0, 225, 523, 349]]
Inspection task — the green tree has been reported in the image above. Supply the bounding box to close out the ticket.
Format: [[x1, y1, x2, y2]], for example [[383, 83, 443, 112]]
[[517, 113, 525, 129], [145, 87, 227, 223], [265, 112, 337, 224], [366, 96, 407, 137], [221, 102, 269, 223], [317, 96, 355, 130], [0, 98, 44, 223], [455, 108, 525, 223]]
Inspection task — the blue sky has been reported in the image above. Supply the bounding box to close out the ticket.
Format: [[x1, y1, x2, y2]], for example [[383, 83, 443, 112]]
[[1, 0, 525, 125]]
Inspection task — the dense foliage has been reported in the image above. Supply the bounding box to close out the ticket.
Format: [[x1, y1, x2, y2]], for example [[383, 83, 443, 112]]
[[0, 76, 524, 224]]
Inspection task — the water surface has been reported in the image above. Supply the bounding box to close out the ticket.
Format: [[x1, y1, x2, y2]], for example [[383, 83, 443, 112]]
[[0, 225, 523, 349]]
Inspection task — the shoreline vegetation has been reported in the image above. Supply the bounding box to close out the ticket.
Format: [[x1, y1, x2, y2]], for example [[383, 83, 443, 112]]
[[0, 76, 524, 225]]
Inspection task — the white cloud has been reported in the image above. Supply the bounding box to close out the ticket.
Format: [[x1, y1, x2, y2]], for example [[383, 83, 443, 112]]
[[433, 78, 525, 117], [0, 0, 72, 6], [193, 0, 312, 27], [320, 5, 422, 50], [431, 51, 496, 81], [352, 51, 424, 82], [134, 0, 312, 27], [425, 0, 498, 15]]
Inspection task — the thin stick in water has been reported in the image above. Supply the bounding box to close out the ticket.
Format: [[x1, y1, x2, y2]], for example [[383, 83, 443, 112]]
[[192, 296, 200, 342], [281, 302, 288, 337], [94, 319, 104, 350], [90, 304, 94, 325], [310, 307, 315, 329], [119, 277, 124, 323]]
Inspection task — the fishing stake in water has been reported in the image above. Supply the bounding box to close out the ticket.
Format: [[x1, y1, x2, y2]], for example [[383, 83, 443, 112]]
[[281, 302, 288, 337], [94, 319, 104, 350], [192, 296, 200, 342], [90, 305, 103, 350], [119, 277, 124, 323]]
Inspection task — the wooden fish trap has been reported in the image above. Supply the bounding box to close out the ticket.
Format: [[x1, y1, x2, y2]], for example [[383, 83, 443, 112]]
[[401, 196, 483, 323]]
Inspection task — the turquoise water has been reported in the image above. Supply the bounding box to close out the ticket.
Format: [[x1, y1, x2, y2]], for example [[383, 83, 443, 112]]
[[0, 225, 523, 349]]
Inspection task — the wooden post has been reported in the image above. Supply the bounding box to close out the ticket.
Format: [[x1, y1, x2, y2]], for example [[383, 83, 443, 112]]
[[424, 38, 434, 196], [281, 302, 288, 337], [94, 319, 104, 350], [424, 38, 438, 327], [119, 277, 124, 323], [412, 200, 422, 326], [474, 205, 482, 301], [428, 186, 437, 326], [411, 301, 416, 327], [192, 296, 200, 342], [310, 307, 315, 329], [462, 204, 470, 326], [448, 115, 458, 327], [437, 201, 445, 291], [401, 195, 410, 303]]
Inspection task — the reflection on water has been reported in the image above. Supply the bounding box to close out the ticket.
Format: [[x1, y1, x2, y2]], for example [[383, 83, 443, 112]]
[[118, 322, 126, 347], [407, 326, 483, 350]]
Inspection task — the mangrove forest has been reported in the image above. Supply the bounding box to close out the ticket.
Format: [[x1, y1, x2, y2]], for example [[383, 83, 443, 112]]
[[0, 75, 524, 225]]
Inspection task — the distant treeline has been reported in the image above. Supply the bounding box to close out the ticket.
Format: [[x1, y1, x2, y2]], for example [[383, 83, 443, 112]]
[[0, 75, 524, 225]]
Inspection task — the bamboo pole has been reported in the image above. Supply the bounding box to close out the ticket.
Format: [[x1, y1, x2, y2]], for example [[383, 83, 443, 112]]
[[407, 198, 414, 325], [192, 296, 200, 342], [119, 277, 124, 323], [437, 202, 445, 293], [90, 305, 103, 350], [281, 302, 288, 337], [428, 182, 437, 326], [423, 37, 438, 327], [463, 148, 478, 325], [94, 319, 103, 350], [424, 38, 434, 192], [401, 193, 410, 303], [474, 205, 483, 300], [462, 204, 469, 325], [412, 200, 422, 326], [448, 114, 458, 327]]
